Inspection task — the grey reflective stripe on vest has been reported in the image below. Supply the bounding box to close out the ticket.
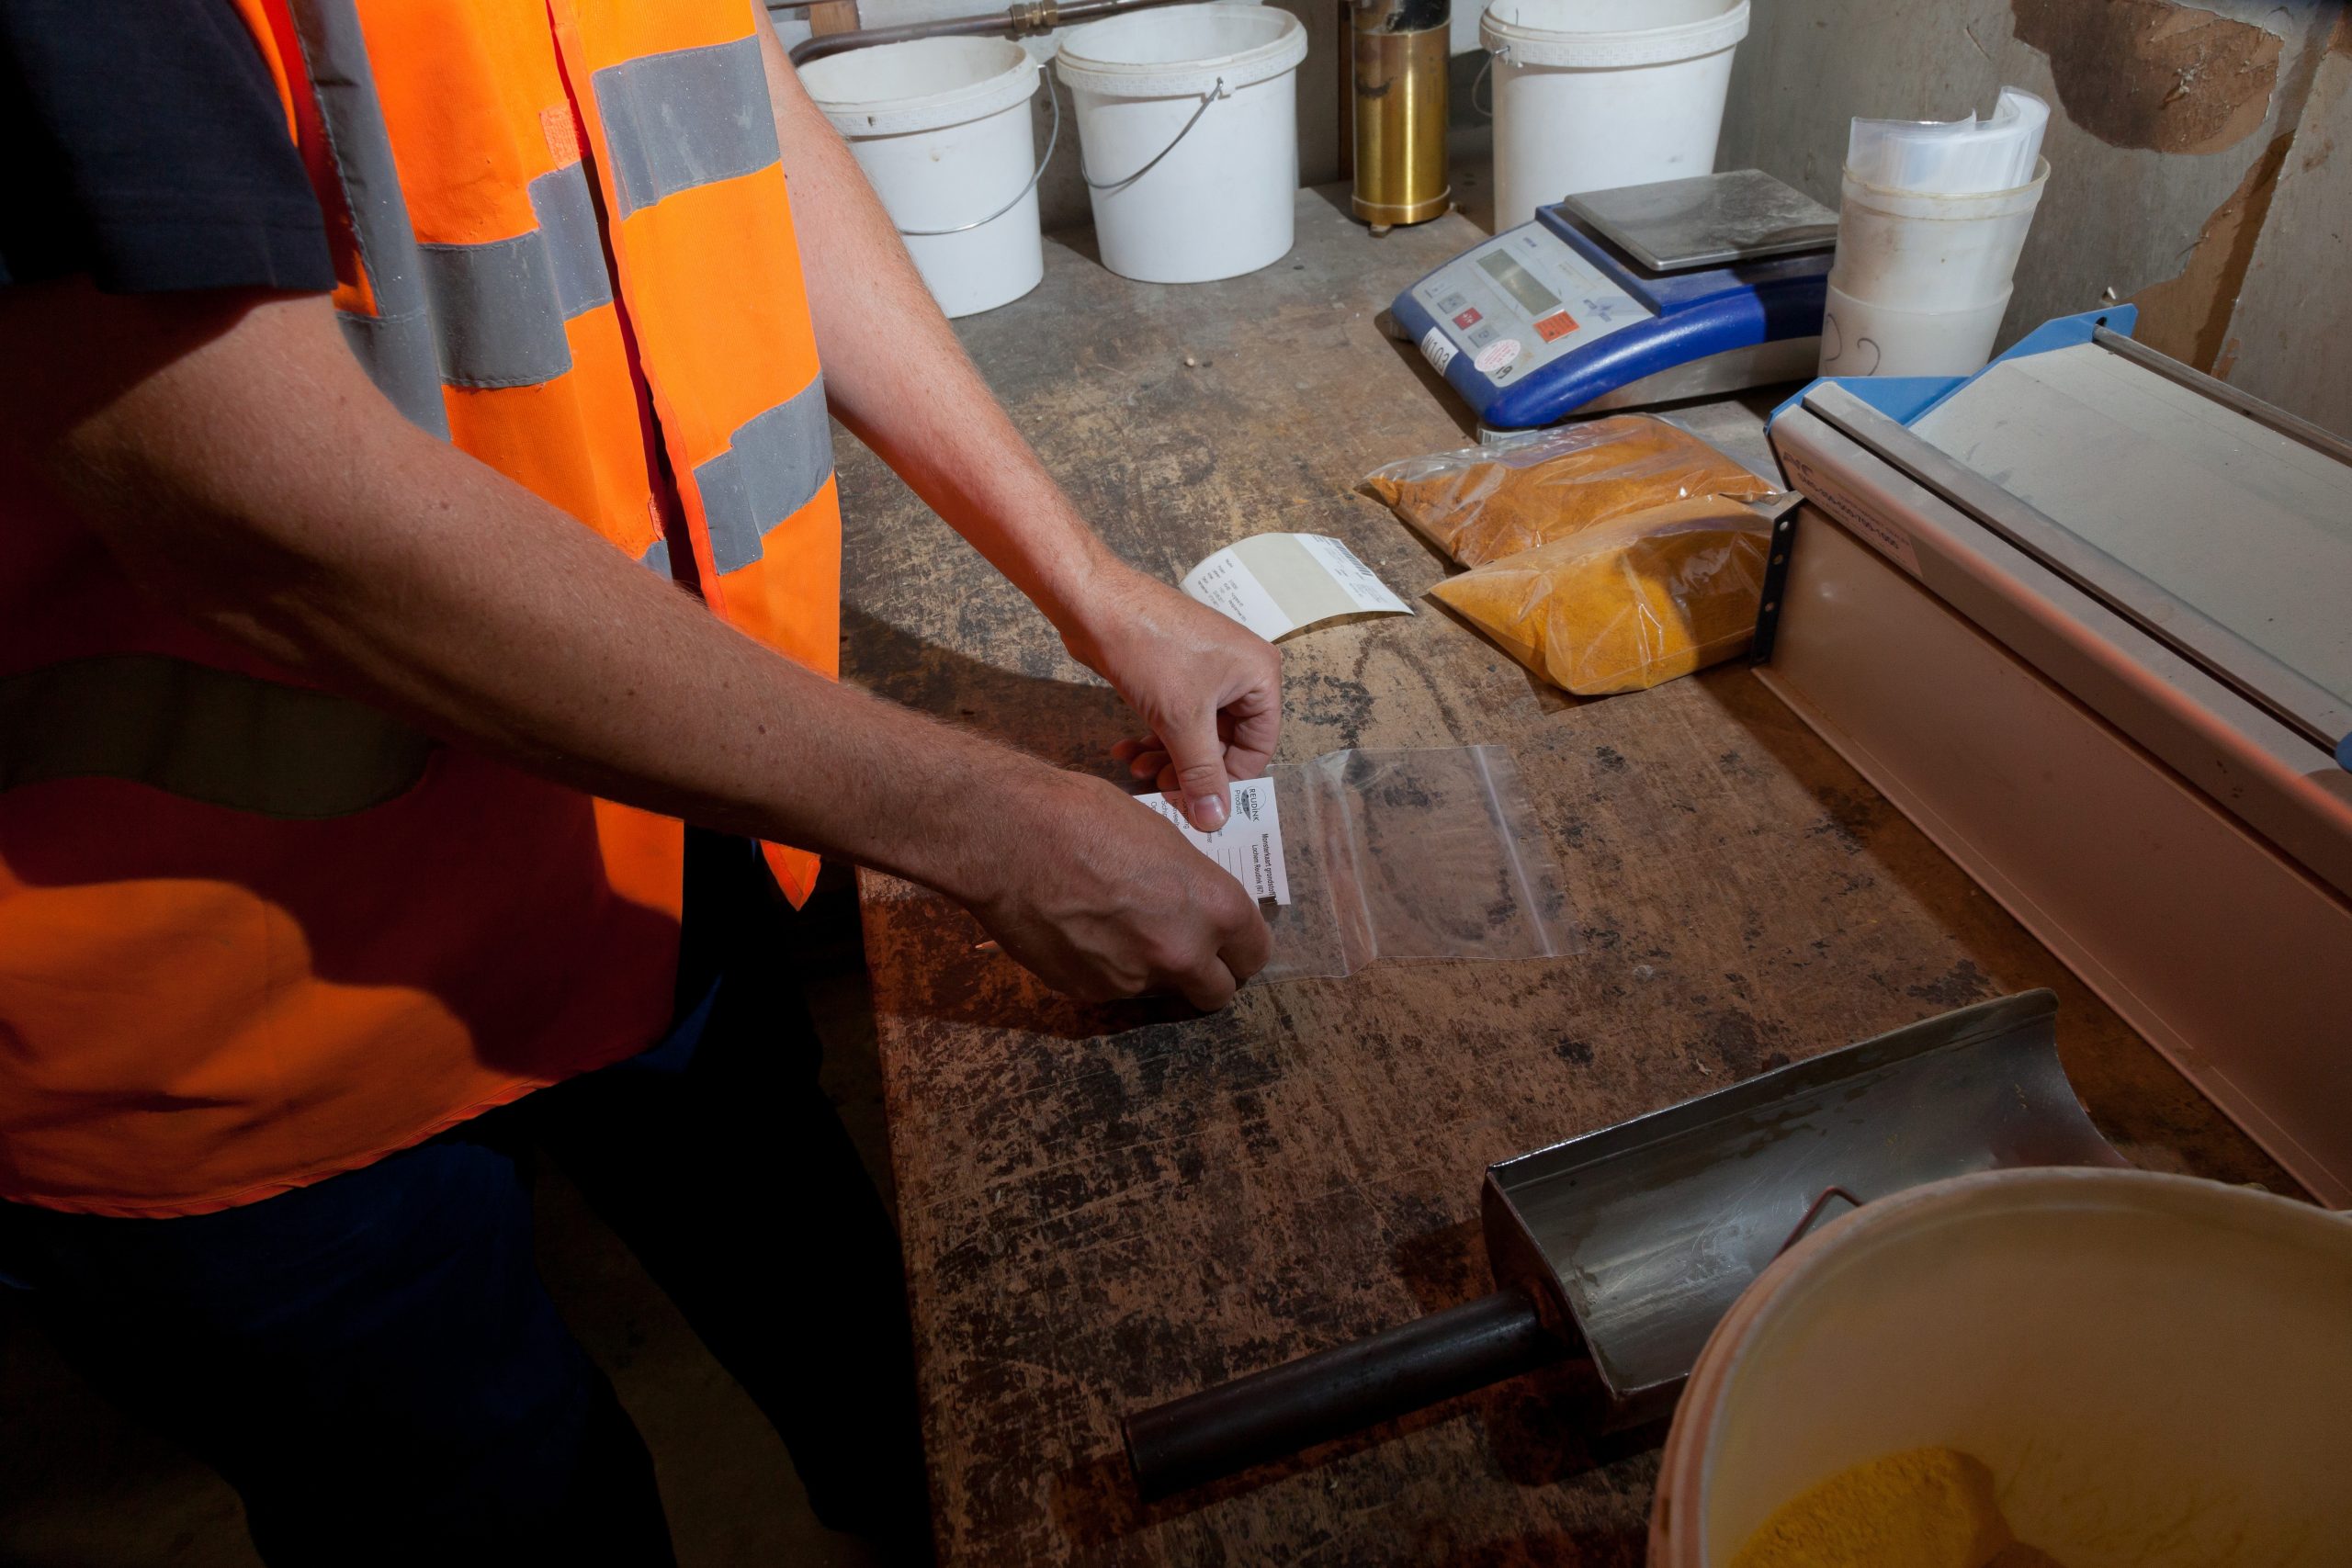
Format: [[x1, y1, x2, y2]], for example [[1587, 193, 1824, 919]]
[[288, 0, 449, 438], [691, 378, 834, 574], [287, 6, 619, 399], [640, 537, 673, 580], [593, 38, 781, 219], [528, 162, 615, 319], [419, 164, 619, 389], [0, 658, 435, 820], [418, 233, 571, 389]]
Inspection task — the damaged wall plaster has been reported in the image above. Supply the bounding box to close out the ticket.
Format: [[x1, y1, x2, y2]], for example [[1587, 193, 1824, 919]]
[[2012, 0, 2282, 154], [2202, 6, 2352, 433]]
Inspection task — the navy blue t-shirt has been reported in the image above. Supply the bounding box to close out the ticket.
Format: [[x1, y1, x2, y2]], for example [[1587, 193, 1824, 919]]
[[0, 0, 334, 293]]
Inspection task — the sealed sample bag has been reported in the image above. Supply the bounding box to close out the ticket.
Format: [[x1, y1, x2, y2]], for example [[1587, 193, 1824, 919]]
[[1361, 414, 1778, 567], [1430, 497, 1772, 695]]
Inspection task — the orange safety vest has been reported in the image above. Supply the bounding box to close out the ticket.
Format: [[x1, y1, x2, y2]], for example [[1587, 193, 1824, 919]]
[[0, 0, 841, 1216]]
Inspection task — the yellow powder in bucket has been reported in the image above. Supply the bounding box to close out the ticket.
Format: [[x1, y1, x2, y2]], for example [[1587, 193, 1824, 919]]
[[1731, 1448, 2009, 1568], [1428, 497, 1770, 695], [1362, 413, 1778, 567], [1730, 1447, 2069, 1568]]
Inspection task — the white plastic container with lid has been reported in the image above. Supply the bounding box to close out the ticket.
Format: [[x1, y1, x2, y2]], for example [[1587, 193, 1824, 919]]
[[1057, 3, 1308, 284], [1652, 1168, 2352, 1566], [798, 38, 1046, 319], [1481, 0, 1750, 232]]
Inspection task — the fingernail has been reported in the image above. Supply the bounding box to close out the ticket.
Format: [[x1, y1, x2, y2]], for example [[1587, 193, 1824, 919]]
[[1192, 795, 1227, 830]]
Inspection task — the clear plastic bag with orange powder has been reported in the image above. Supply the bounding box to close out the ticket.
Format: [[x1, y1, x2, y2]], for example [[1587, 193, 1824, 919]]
[[1361, 414, 1779, 567], [1429, 497, 1773, 696]]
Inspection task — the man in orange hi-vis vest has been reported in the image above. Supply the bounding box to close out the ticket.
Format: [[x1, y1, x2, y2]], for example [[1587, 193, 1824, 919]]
[[0, 1, 1283, 1561]]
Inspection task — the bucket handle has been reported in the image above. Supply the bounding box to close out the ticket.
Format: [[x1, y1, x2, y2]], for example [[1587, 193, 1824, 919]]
[[896, 79, 1062, 239], [1469, 43, 1514, 117], [1081, 76, 1229, 193]]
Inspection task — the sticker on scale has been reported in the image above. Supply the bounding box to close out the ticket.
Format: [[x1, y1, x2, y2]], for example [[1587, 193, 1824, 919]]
[[1475, 339, 1522, 375], [1419, 327, 1458, 375]]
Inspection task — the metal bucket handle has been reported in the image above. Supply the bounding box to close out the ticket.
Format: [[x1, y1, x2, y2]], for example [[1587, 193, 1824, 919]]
[[896, 73, 1061, 238], [1080, 74, 1229, 192]]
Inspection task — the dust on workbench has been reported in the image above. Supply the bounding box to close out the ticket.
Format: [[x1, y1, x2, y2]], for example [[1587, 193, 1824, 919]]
[[833, 191, 2291, 1567]]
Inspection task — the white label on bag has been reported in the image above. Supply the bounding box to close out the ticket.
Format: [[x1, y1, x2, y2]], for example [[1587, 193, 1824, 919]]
[[1137, 776, 1290, 906], [1419, 326, 1459, 375], [1180, 534, 1413, 641]]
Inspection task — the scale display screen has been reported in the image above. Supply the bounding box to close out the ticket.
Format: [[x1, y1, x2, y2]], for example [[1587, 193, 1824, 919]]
[[1476, 251, 1560, 318]]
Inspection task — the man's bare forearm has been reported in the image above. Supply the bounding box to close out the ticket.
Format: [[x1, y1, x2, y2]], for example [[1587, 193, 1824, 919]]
[[755, 22, 1116, 634], [14, 284, 1052, 907], [756, 16, 1286, 835]]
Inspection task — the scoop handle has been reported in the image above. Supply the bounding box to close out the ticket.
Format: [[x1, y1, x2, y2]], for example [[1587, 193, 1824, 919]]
[[1123, 1288, 1566, 1498]]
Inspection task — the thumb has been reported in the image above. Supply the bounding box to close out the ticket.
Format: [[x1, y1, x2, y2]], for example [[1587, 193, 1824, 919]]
[[1159, 706, 1232, 831]]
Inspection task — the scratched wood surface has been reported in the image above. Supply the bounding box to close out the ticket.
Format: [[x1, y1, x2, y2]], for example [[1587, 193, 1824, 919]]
[[831, 190, 2291, 1566]]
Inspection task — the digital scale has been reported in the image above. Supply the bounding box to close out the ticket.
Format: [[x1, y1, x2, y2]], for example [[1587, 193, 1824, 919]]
[[1389, 170, 1838, 439]]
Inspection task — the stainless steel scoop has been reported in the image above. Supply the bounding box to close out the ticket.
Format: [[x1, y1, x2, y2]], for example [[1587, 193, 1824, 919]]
[[1125, 990, 2129, 1495]]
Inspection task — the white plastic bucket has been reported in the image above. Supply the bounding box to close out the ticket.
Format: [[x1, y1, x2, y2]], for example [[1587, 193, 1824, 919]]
[[1057, 4, 1307, 284], [1818, 280, 2009, 378], [1652, 1168, 2352, 1566], [1828, 157, 2050, 315], [798, 38, 1046, 318], [1482, 0, 1748, 232]]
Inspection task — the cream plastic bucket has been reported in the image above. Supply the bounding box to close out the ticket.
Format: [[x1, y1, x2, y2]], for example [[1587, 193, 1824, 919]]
[[1653, 1168, 2352, 1566], [1482, 0, 1748, 231], [1057, 4, 1307, 284], [799, 38, 1046, 318]]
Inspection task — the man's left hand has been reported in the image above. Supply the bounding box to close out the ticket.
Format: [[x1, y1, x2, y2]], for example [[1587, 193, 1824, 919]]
[[1061, 564, 1281, 833]]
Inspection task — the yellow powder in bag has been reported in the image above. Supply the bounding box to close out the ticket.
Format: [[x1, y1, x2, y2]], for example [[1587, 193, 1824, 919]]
[[1983, 1547, 2070, 1568], [1729, 1447, 2016, 1568], [1428, 497, 1770, 695], [1362, 413, 1778, 566]]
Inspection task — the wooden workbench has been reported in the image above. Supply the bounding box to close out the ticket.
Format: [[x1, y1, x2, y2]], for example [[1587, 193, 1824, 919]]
[[833, 190, 2290, 1566]]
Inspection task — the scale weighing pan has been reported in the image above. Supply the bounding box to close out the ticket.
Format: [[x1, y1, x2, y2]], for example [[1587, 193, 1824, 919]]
[[1125, 991, 2129, 1497], [1386, 169, 1837, 439]]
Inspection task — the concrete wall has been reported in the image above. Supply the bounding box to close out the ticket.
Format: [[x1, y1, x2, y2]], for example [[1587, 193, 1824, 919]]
[[1717, 0, 2352, 435], [2217, 6, 2352, 434]]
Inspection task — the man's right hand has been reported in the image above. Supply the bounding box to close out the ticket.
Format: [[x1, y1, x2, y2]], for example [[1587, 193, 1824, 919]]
[[968, 772, 1272, 1010]]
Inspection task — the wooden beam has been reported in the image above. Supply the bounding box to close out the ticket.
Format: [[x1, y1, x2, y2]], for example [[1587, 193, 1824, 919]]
[[808, 0, 861, 36]]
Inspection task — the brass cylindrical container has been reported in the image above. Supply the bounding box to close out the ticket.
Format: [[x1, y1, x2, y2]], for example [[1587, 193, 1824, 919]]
[[1350, 0, 1450, 228]]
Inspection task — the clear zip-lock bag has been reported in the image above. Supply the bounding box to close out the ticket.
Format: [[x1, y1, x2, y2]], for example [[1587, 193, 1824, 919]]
[[1250, 746, 1578, 981]]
